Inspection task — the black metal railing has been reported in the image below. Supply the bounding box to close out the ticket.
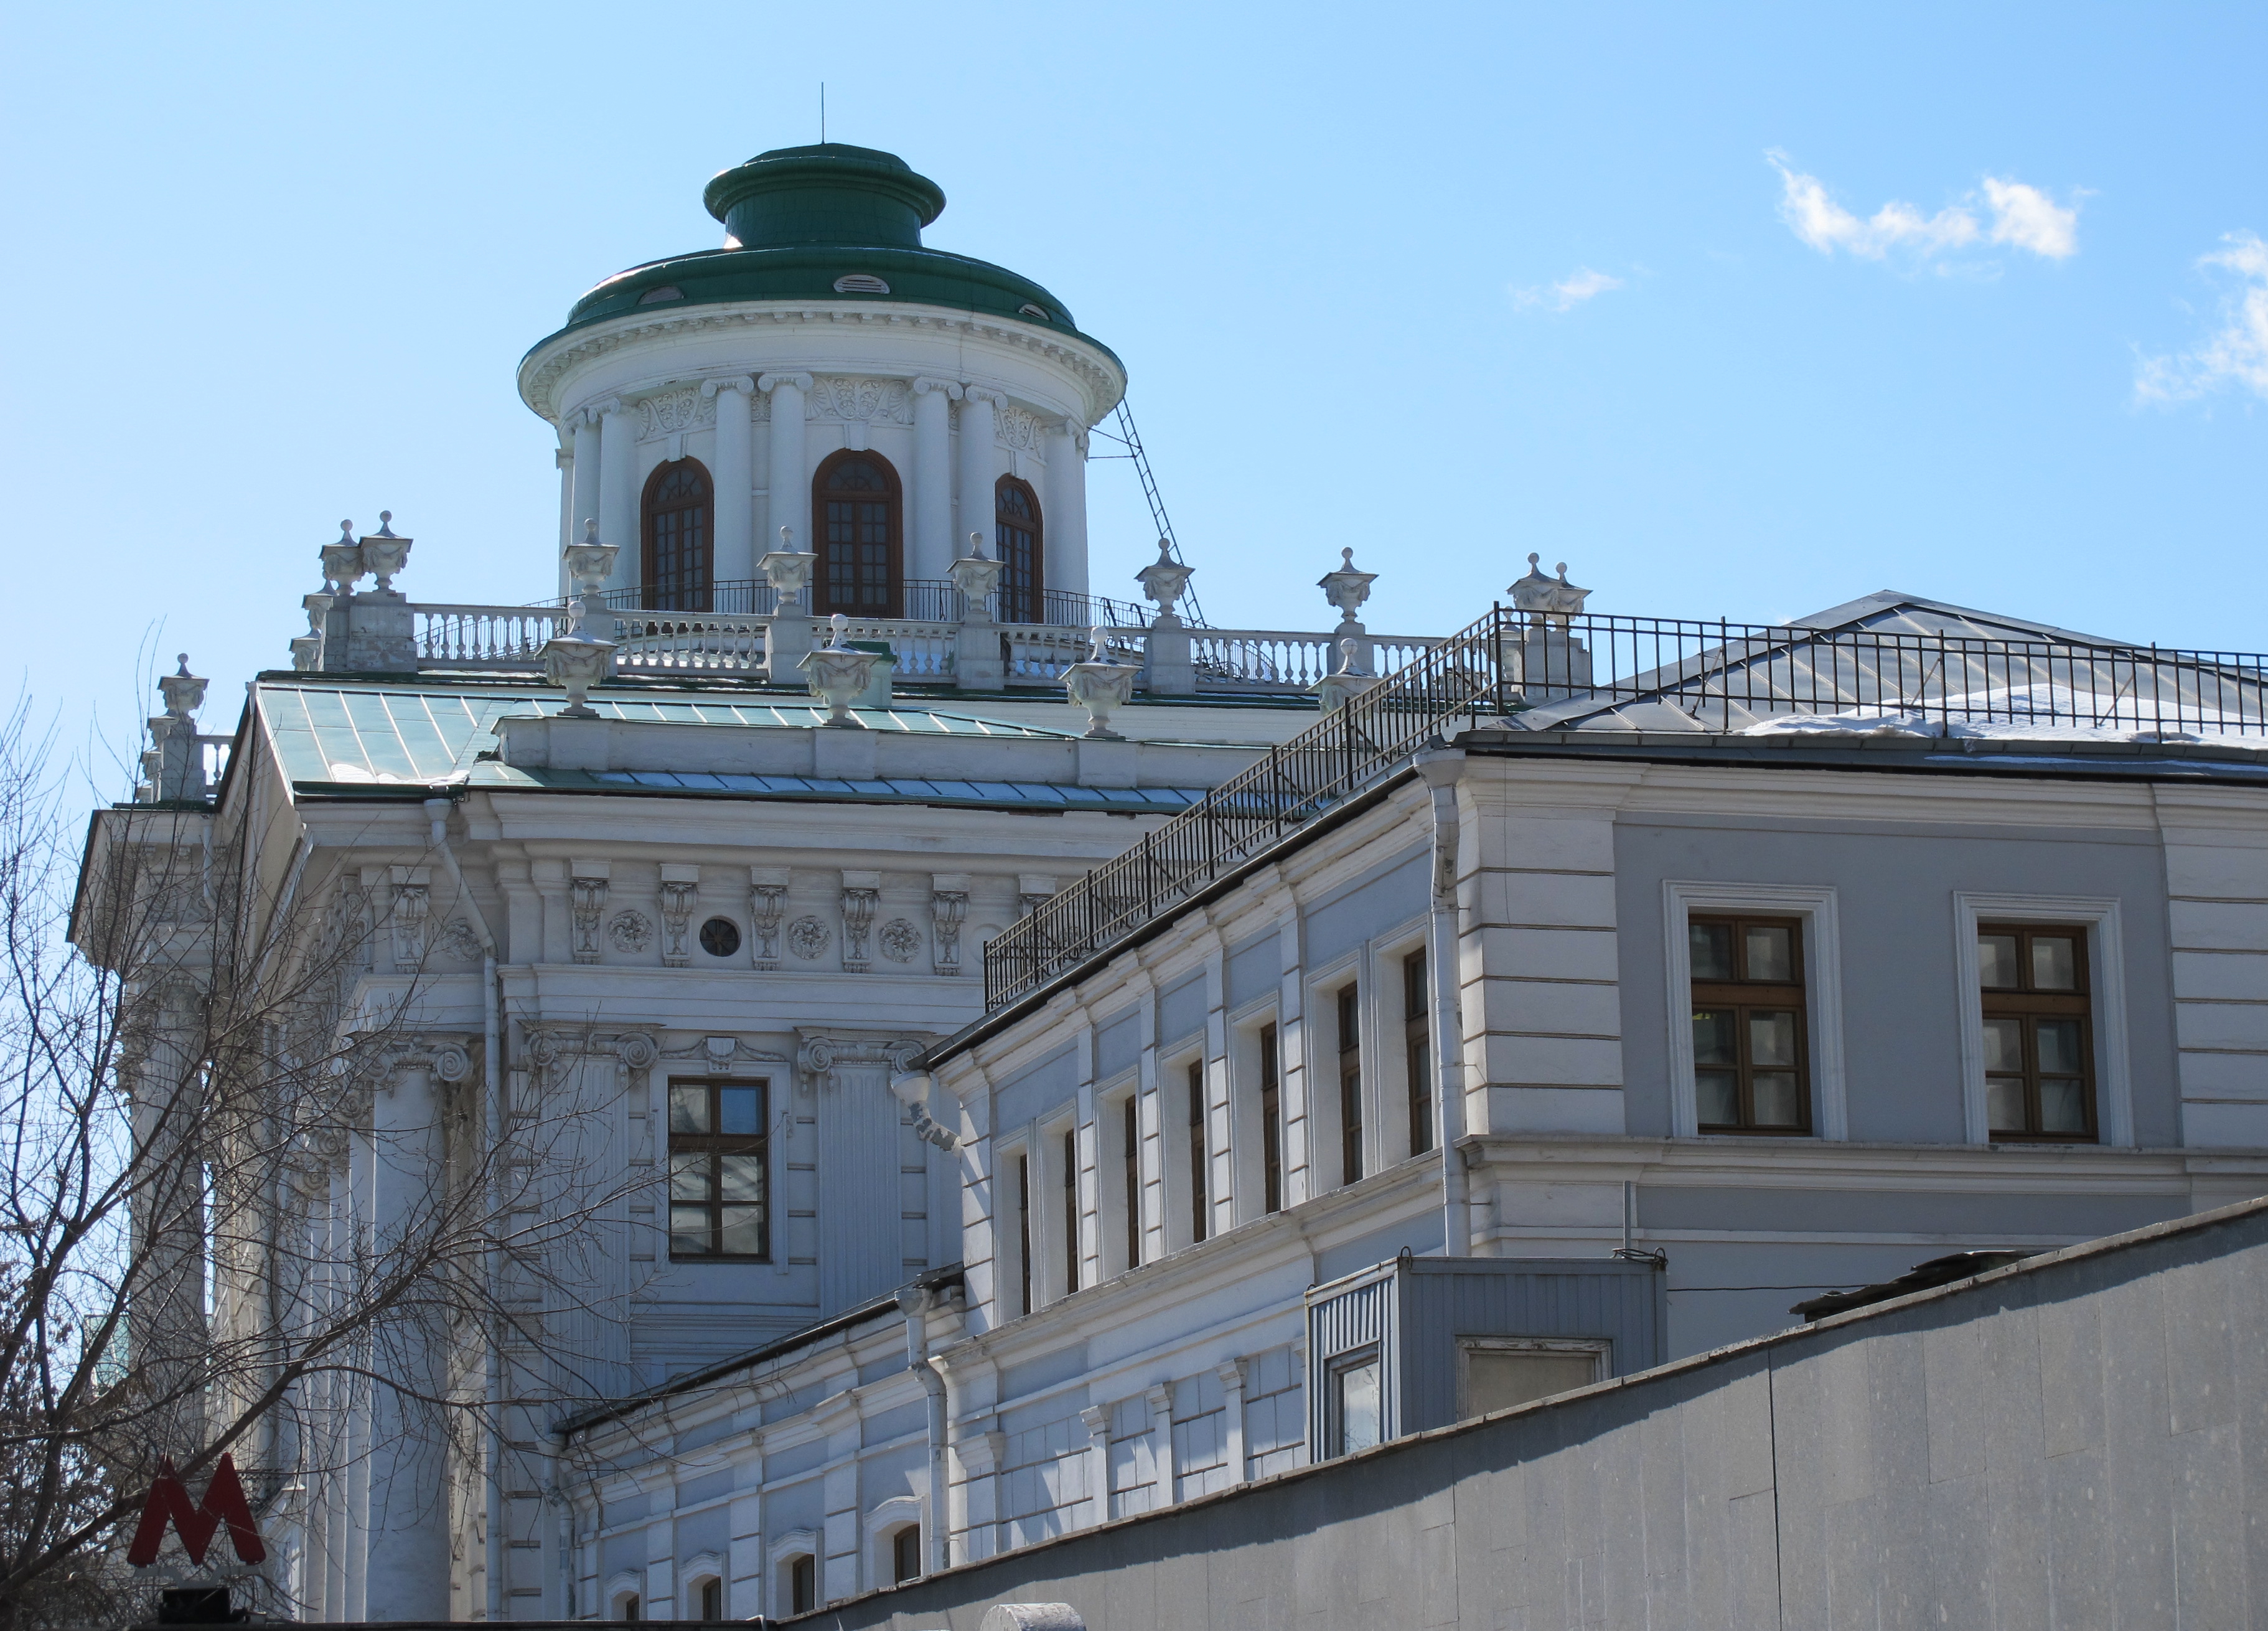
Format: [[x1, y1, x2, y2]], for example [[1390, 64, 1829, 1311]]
[[981, 606, 2268, 1008]]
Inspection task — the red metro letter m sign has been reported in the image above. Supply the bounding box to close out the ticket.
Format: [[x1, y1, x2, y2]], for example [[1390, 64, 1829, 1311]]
[[126, 1454, 268, 1568]]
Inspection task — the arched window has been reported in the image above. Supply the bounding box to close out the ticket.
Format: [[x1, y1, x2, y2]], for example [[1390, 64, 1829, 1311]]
[[640, 459, 713, 611], [812, 451, 902, 618], [995, 476, 1044, 623]]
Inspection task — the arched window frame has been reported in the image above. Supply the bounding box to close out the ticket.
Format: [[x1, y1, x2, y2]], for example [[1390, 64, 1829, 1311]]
[[640, 458, 714, 612], [811, 449, 904, 619], [994, 475, 1044, 624]]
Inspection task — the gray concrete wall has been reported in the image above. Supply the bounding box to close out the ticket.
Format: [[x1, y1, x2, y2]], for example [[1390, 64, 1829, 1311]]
[[802, 1198, 2268, 1630]]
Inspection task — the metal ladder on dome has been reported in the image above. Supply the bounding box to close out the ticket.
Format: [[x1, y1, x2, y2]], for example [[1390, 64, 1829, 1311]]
[[1092, 401, 1209, 629]]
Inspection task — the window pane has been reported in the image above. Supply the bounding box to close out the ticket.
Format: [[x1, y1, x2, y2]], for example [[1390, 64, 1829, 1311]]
[[1748, 1010, 1798, 1068], [1334, 1358, 1381, 1455], [719, 1086, 762, 1135], [1464, 1350, 1600, 1417], [718, 1153, 766, 1203], [669, 1152, 711, 1201], [1982, 1017, 2025, 1073], [1692, 1009, 1736, 1066], [1745, 925, 1794, 982], [718, 1205, 765, 1256], [669, 1205, 710, 1255], [670, 1084, 708, 1134], [2040, 1078, 2089, 1134], [1987, 1078, 2027, 1133], [1978, 934, 2020, 989], [1696, 1070, 1740, 1126], [1751, 1071, 1802, 1127], [2036, 1018, 2084, 1076], [2032, 936, 2078, 991], [1689, 922, 1733, 980]]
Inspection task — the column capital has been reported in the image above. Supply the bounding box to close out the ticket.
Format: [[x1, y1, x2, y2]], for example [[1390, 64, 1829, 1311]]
[[1143, 1381, 1174, 1417], [962, 385, 1007, 407], [1079, 1404, 1110, 1439], [591, 395, 627, 420], [1215, 1358, 1247, 1394], [701, 374, 756, 399], [757, 371, 813, 395], [911, 376, 964, 400]]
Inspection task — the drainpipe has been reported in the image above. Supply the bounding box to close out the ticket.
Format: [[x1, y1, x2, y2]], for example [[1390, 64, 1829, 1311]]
[[426, 796, 504, 1622], [896, 1286, 952, 1574], [1413, 747, 1473, 1257]]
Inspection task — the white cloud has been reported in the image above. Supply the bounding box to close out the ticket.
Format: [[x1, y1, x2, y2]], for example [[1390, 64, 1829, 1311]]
[[1982, 177, 2079, 259], [1768, 151, 2081, 265], [1511, 267, 1625, 313], [2136, 231, 2268, 405]]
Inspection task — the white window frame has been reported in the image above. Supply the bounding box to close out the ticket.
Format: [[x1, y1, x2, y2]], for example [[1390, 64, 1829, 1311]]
[[1096, 1076, 1141, 1280], [680, 1553, 725, 1619], [993, 1136, 1032, 1321], [1161, 1047, 1209, 1252], [863, 1495, 925, 1588], [1953, 893, 2133, 1147], [767, 1531, 820, 1620], [1456, 1335, 1612, 1417], [1663, 881, 1848, 1140], [605, 1572, 644, 1622]]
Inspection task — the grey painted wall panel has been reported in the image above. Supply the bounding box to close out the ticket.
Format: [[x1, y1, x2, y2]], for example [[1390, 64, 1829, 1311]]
[[996, 1340, 1090, 1404], [1157, 974, 1207, 1046], [672, 1503, 729, 1563], [993, 1045, 1079, 1133], [1639, 1183, 2187, 1239], [1224, 931, 1280, 1012], [1311, 1206, 1445, 1283], [1613, 817, 2180, 1145], [1092, 1009, 1139, 1081], [809, 1203, 2268, 1631], [1304, 848, 1428, 967]]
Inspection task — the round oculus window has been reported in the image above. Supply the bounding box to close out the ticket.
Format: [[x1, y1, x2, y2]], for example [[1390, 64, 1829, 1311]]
[[698, 917, 742, 957], [637, 284, 685, 305], [833, 273, 891, 294], [1018, 302, 1052, 321]]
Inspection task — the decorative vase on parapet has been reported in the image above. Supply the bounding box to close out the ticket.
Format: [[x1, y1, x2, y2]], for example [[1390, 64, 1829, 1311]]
[[1503, 553, 1595, 701], [562, 520, 621, 639], [759, 524, 818, 613], [1133, 537, 1194, 625], [359, 512, 413, 592], [540, 632, 617, 718], [321, 521, 367, 596], [1310, 638, 1384, 713], [949, 532, 1004, 622], [801, 614, 879, 728], [1064, 627, 1140, 740]]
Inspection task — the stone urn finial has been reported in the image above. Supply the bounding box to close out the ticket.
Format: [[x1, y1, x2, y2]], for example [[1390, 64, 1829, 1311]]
[[157, 654, 207, 720], [759, 523, 817, 614], [1135, 537, 1195, 624], [800, 614, 879, 728], [949, 530, 1004, 621], [1509, 553, 1590, 627], [562, 519, 620, 636], [1310, 636, 1382, 713], [1064, 626, 1140, 740], [321, 520, 367, 595], [540, 631, 616, 717], [1318, 546, 1378, 631], [360, 512, 412, 592]]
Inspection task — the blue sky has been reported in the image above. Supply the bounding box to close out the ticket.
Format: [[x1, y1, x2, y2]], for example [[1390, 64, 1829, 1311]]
[[2, 3, 2261, 777]]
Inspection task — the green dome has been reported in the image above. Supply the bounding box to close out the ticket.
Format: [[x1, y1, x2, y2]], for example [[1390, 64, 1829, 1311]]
[[528, 144, 1117, 369]]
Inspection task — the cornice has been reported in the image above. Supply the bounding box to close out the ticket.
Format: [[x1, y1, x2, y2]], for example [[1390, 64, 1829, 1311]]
[[518, 301, 1127, 428]]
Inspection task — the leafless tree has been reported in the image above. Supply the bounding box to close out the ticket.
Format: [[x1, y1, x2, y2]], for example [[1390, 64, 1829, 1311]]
[[0, 707, 630, 1629]]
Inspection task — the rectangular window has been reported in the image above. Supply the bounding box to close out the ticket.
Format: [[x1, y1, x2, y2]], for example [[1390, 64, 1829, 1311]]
[[789, 1555, 817, 1617], [1403, 949, 1433, 1156], [1325, 1347, 1383, 1457], [1186, 1061, 1208, 1244], [1122, 1096, 1141, 1270], [667, 1080, 769, 1259], [1259, 1022, 1283, 1213], [1015, 1152, 1032, 1315], [1061, 1127, 1080, 1295], [1979, 923, 2096, 1140], [699, 1579, 722, 1620], [1338, 984, 1364, 1183], [1458, 1337, 1609, 1419], [891, 1525, 921, 1584], [1689, 916, 1810, 1134]]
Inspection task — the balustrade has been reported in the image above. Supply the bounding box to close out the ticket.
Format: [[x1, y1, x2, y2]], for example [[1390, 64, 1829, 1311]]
[[413, 604, 571, 669]]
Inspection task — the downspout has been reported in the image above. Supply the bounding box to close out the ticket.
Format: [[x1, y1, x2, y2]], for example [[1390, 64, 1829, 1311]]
[[548, 1439, 576, 1620], [1414, 748, 1474, 1256], [897, 1286, 952, 1574], [426, 796, 504, 1622]]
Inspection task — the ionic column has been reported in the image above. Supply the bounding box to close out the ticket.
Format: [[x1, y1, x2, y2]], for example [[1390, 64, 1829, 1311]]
[[957, 387, 1003, 557], [704, 377, 757, 591], [555, 433, 575, 596], [570, 408, 601, 572], [1044, 416, 1090, 599], [1217, 1360, 1249, 1485], [761, 372, 813, 563], [911, 378, 962, 581], [596, 398, 637, 596]]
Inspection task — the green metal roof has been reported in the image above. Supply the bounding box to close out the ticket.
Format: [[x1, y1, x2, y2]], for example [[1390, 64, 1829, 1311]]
[[525, 144, 1118, 364], [258, 681, 1077, 791]]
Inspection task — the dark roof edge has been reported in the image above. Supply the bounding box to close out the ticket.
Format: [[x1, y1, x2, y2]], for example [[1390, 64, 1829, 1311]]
[[556, 1265, 962, 1439], [1464, 728, 2268, 779]]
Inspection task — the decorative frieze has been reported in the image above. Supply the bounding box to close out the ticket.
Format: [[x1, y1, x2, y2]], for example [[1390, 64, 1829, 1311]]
[[794, 1028, 925, 1092], [606, 911, 653, 955], [787, 916, 830, 961], [805, 377, 912, 425], [387, 867, 429, 974], [570, 864, 609, 964], [931, 875, 969, 976], [637, 388, 716, 440], [841, 870, 881, 971], [749, 867, 790, 969], [658, 865, 699, 967]]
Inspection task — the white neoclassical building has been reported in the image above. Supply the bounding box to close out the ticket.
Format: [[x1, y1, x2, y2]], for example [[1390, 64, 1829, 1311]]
[[82, 140, 2268, 1627]]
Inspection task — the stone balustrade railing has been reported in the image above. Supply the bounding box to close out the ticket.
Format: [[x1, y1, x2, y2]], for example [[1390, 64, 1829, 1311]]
[[413, 603, 571, 669], [612, 609, 769, 676]]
